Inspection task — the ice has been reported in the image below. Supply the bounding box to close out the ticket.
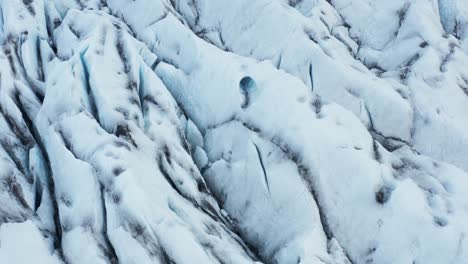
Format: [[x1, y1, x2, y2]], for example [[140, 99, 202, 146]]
[[439, 0, 458, 33], [0, 0, 468, 263], [167, 0, 468, 172]]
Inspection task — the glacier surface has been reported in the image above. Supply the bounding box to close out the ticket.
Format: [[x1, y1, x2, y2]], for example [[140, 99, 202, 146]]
[[0, 0, 468, 263]]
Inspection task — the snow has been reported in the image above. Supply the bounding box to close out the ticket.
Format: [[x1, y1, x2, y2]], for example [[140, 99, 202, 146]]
[[0, 220, 61, 264], [0, 0, 468, 263]]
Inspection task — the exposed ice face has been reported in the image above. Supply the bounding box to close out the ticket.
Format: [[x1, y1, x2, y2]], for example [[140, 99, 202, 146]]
[[0, 0, 468, 264], [439, 0, 458, 33]]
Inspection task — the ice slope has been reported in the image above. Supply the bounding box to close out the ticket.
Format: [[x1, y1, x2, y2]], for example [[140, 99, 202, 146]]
[[169, 0, 468, 172], [0, 0, 467, 264]]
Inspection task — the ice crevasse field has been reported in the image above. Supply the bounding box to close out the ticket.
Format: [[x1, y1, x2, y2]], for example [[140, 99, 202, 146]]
[[0, 0, 468, 263]]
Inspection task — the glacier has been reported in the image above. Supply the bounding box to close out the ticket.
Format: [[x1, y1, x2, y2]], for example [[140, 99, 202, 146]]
[[0, 0, 468, 263]]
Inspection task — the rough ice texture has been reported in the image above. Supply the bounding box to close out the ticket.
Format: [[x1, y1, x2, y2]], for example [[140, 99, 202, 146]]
[[0, 0, 467, 263]]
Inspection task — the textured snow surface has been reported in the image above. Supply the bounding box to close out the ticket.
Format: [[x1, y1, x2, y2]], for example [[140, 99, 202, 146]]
[[0, 0, 468, 263]]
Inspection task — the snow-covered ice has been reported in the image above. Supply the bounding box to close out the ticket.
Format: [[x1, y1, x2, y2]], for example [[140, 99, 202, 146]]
[[0, 0, 468, 263]]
